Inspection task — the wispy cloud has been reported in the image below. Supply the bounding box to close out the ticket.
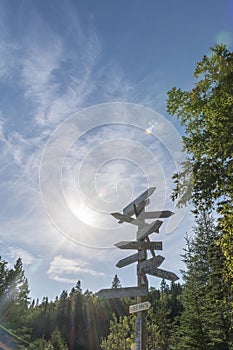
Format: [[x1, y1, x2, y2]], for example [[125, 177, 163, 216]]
[[3, 246, 36, 265], [48, 255, 105, 284], [0, 6, 136, 240]]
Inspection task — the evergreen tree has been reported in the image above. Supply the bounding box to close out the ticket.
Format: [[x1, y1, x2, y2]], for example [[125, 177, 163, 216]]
[[0, 258, 31, 348], [0, 256, 9, 299], [147, 281, 183, 350], [0, 256, 11, 323], [51, 328, 69, 350], [175, 212, 231, 349], [111, 274, 122, 289], [101, 313, 135, 350]]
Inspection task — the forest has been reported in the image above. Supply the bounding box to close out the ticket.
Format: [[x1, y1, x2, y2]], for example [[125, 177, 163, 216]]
[[0, 44, 232, 349]]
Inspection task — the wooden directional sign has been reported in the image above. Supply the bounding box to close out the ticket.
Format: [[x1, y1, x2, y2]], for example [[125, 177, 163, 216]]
[[141, 266, 179, 282], [115, 241, 163, 250], [111, 213, 145, 227], [133, 199, 150, 217], [129, 301, 151, 314], [138, 255, 165, 273], [116, 251, 146, 268], [140, 210, 174, 219], [137, 220, 163, 240], [123, 187, 156, 216], [96, 286, 148, 299]]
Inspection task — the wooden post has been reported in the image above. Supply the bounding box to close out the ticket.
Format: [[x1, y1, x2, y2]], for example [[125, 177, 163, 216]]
[[135, 209, 147, 350]]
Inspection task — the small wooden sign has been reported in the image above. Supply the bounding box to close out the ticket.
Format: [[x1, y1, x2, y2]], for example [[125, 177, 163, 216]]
[[111, 213, 145, 227], [137, 220, 163, 240], [116, 251, 146, 268], [123, 187, 156, 216], [142, 266, 179, 282], [138, 255, 165, 273], [139, 210, 174, 219], [115, 241, 163, 250], [129, 301, 151, 314], [96, 286, 148, 299]]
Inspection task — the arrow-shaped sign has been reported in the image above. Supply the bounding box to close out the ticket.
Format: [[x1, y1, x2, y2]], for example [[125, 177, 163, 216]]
[[116, 251, 146, 268], [138, 255, 165, 273], [96, 286, 148, 299], [140, 266, 179, 282], [139, 210, 174, 219], [115, 241, 163, 250], [137, 220, 163, 240], [111, 213, 145, 227], [129, 301, 151, 314], [123, 187, 156, 216], [133, 199, 150, 217]]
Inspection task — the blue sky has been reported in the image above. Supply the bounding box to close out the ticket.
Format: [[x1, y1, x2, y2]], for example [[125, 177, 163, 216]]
[[0, 0, 232, 301]]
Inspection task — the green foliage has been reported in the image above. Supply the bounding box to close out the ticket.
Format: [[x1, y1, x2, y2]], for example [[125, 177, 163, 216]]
[[28, 330, 69, 350], [147, 282, 183, 349], [167, 44, 233, 279], [50, 328, 69, 349], [27, 280, 129, 350], [0, 257, 31, 348], [174, 212, 232, 349], [101, 284, 183, 350], [101, 313, 135, 350], [28, 337, 54, 349]]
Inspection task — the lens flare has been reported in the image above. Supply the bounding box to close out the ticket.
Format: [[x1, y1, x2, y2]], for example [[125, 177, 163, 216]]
[[145, 120, 158, 135]]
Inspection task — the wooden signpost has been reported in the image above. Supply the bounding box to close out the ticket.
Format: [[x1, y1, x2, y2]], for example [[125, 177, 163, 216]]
[[96, 187, 179, 350]]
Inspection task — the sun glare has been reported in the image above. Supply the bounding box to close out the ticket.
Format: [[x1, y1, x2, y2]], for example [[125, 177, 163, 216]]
[[68, 198, 98, 226]]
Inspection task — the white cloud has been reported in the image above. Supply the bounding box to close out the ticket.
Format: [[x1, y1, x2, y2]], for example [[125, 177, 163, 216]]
[[4, 246, 36, 265], [48, 255, 105, 284]]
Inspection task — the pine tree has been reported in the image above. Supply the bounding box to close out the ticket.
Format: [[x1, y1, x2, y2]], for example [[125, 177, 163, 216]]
[[147, 281, 183, 350], [0, 256, 9, 299], [0, 258, 31, 348], [175, 212, 231, 349], [51, 328, 69, 349], [111, 274, 122, 289]]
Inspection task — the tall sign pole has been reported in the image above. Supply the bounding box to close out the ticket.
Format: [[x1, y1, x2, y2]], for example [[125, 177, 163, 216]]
[[135, 208, 147, 350], [96, 187, 179, 350]]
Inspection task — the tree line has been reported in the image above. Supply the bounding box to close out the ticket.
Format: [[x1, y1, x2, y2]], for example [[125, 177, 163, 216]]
[[0, 211, 232, 349]]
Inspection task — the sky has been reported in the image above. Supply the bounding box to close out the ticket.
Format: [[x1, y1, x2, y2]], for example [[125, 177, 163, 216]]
[[0, 0, 232, 301]]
